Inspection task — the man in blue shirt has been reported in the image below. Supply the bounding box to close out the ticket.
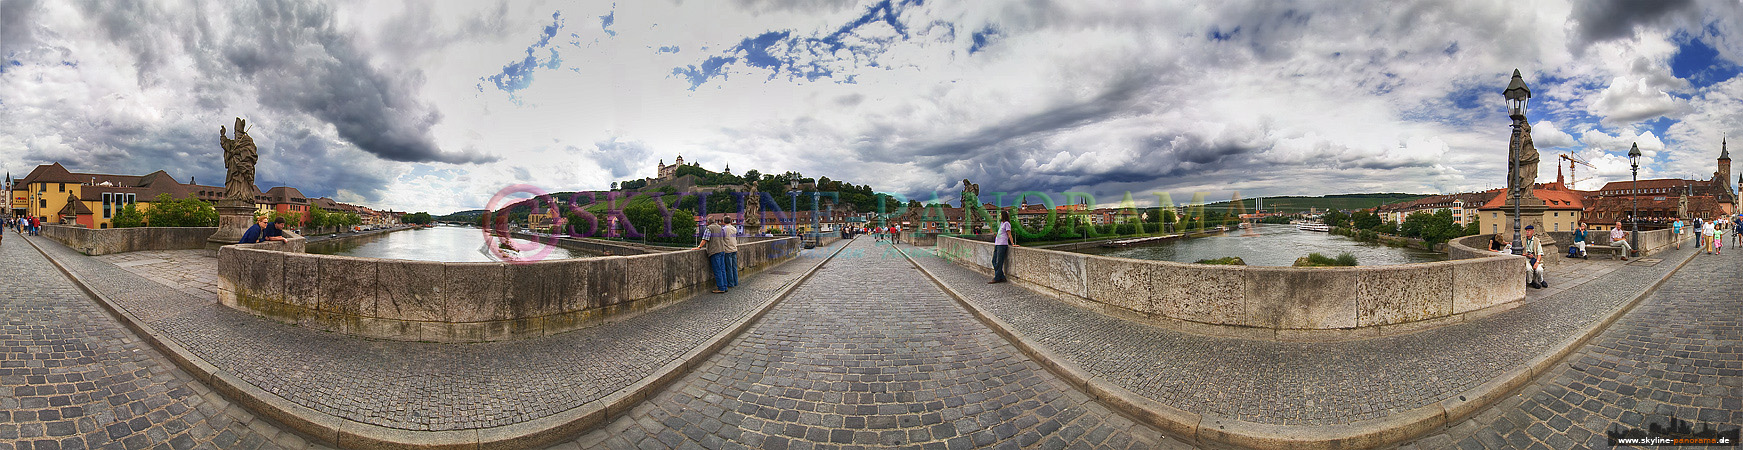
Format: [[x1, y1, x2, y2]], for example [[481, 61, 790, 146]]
[[239, 217, 287, 244]]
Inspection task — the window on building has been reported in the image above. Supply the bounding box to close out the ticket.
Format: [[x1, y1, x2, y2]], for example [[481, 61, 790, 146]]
[[100, 223, 108, 229], [58, 183, 65, 192], [1554, 222, 1559, 231], [1493, 224, 1499, 233], [40, 199, 46, 208]]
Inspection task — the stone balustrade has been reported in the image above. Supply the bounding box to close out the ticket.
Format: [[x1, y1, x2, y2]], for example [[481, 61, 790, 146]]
[[936, 236, 1528, 339], [41, 225, 221, 255], [216, 237, 799, 342]]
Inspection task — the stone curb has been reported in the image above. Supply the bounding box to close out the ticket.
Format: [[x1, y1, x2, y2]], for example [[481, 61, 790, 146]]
[[28, 234, 852, 450], [893, 243, 1698, 450]]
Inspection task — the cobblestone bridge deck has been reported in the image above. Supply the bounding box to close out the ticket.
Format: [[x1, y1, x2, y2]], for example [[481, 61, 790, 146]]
[[6, 232, 1731, 450]]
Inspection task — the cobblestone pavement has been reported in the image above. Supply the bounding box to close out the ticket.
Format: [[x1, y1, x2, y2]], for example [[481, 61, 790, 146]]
[[2, 233, 316, 450], [571, 237, 1185, 449], [1395, 249, 1740, 449], [899, 243, 1695, 427], [93, 251, 220, 299], [24, 234, 845, 431]]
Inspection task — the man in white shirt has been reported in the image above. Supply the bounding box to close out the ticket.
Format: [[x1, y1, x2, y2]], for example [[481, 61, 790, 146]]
[[1609, 226, 1631, 261]]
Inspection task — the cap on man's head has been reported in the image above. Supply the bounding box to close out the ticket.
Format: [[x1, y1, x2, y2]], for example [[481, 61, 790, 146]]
[[1524, 225, 1534, 230]]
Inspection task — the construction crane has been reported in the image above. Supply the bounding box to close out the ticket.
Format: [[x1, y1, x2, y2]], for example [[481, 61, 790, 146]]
[[1558, 153, 1595, 189]]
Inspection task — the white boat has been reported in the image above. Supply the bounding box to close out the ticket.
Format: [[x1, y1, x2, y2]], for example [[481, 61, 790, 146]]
[[1297, 223, 1331, 232]]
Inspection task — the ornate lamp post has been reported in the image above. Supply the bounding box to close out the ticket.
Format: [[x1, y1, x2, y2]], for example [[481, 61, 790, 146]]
[[789, 178, 800, 235], [1504, 70, 1532, 254], [1628, 142, 1641, 255]]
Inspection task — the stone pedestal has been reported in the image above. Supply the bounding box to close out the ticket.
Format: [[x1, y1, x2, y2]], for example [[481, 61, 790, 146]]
[[207, 201, 257, 250]]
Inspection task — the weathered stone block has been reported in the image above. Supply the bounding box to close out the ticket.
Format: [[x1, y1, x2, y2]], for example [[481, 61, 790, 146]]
[[318, 256, 377, 317], [505, 261, 568, 319], [1085, 257, 1155, 315], [1154, 264, 1245, 325], [1046, 251, 1088, 299], [621, 254, 666, 301], [591, 257, 626, 308], [1452, 257, 1526, 313], [1243, 267, 1358, 329], [241, 249, 286, 305], [374, 260, 446, 322], [1356, 263, 1455, 327], [444, 263, 507, 323], [282, 254, 321, 310]]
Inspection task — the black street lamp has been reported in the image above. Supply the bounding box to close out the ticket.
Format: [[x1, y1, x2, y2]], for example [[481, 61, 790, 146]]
[[1629, 142, 1642, 256], [1504, 69, 1532, 255]]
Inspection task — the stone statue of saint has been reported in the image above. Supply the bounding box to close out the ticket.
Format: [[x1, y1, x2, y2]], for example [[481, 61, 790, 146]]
[[961, 179, 980, 233], [742, 183, 761, 229], [219, 117, 257, 202], [1514, 121, 1540, 197]]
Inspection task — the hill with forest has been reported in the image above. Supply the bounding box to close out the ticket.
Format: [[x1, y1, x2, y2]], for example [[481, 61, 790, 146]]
[[1198, 193, 1432, 213]]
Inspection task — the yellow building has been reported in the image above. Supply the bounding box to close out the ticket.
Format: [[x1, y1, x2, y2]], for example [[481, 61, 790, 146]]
[[1477, 183, 1586, 236], [10, 163, 228, 229]]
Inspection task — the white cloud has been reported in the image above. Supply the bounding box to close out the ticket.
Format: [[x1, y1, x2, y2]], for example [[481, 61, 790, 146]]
[[2, 0, 1740, 214], [1590, 76, 1684, 124]]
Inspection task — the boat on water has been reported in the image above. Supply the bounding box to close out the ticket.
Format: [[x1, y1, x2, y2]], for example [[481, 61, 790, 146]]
[[1297, 223, 1331, 232]]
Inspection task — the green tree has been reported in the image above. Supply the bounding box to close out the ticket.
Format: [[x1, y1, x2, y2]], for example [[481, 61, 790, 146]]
[[307, 207, 332, 231], [269, 210, 302, 229], [402, 212, 433, 225], [623, 200, 697, 246], [142, 194, 218, 227], [110, 204, 146, 228], [1323, 210, 1348, 228]]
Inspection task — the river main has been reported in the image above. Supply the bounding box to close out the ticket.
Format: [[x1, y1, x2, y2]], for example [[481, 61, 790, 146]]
[[307, 225, 590, 262], [1073, 223, 1446, 266]]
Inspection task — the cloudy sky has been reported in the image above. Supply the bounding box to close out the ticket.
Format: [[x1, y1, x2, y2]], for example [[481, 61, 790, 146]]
[[3, 0, 1741, 214]]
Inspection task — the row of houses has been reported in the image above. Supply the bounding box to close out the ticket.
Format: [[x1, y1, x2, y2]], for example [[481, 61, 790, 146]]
[[1377, 142, 1737, 235], [6, 163, 402, 230]]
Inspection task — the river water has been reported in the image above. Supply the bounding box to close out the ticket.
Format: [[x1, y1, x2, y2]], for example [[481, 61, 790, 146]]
[[307, 225, 585, 262], [1073, 223, 1447, 266]]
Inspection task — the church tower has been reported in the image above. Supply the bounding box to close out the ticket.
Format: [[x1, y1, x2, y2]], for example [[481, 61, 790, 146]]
[[1720, 137, 1732, 192]]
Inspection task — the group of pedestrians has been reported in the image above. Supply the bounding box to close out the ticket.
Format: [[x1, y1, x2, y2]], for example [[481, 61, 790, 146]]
[[697, 217, 741, 294], [5, 215, 43, 237], [1685, 215, 1733, 255]]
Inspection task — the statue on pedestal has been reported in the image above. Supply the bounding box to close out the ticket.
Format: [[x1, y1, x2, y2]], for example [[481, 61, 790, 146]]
[[1512, 121, 1541, 199], [208, 117, 278, 249], [960, 179, 980, 234], [219, 118, 258, 203], [742, 183, 761, 232]]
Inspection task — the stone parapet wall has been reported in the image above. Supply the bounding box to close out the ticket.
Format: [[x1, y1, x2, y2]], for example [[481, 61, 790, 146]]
[[217, 237, 799, 342], [937, 236, 1527, 338], [41, 225, 221, 255], [507, 231, 669, 255]]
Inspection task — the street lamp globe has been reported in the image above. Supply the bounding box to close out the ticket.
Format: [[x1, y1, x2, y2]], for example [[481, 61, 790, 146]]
[[1628, 142, 1642, 167], [1503, 69, 1532, 119]]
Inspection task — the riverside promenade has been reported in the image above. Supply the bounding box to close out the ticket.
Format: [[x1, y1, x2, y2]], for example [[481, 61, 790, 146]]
[[5, 232, 1728, 449]]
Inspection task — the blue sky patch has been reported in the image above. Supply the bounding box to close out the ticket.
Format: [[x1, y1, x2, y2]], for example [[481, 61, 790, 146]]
[[671, 0, 921, 89], [600, 8, 616, 37], [1670, 34, 1741, 88], [1208, 25, 1240, 42], [969, 26, 999, 54], [657, 46, 680, 53], [481, 11, 567, 96]]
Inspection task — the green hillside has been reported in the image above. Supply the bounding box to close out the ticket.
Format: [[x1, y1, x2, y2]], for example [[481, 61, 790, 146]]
[[1199, 193, 1432, 213]]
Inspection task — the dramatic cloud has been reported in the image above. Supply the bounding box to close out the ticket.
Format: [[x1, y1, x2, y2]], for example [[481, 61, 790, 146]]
[[3, 0, 1741, 215]]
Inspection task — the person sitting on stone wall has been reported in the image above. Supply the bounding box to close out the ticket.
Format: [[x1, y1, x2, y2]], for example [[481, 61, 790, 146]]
[[1609, 225, 1632, 261], [1524, 225, 1546, 289]]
